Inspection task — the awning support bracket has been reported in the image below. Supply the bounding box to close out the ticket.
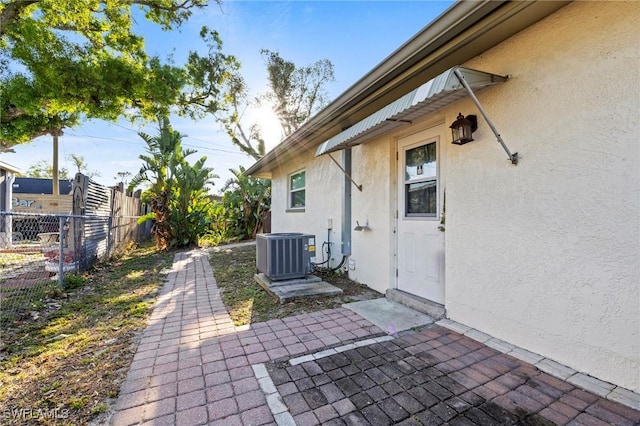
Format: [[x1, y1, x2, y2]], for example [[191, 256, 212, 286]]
[[454, 68, 518, 165], [327, 153, 363, 191]]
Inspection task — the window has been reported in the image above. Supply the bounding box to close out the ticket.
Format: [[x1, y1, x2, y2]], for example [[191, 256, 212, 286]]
[[404, 142, 437, 217], [289, 170, 305, 209]]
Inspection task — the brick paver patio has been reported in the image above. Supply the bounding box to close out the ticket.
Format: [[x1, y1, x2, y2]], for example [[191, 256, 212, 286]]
[[109, 249, 640, 425]]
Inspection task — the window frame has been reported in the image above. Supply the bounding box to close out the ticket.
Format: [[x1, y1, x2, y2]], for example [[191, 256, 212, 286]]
[[288, 169, 306, 211]]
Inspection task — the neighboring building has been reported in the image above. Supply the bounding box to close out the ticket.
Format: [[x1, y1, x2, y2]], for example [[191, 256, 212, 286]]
[[0, 161, 20, 212], [246, 0, 639, 394], [12, 177, 73, 196], [12, 177, 73, 213], [0, 160, 21, 248]]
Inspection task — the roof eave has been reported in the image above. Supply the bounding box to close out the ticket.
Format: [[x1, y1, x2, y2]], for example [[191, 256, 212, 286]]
[[245, 0, 570, 178], [0, 160, 22, 174]]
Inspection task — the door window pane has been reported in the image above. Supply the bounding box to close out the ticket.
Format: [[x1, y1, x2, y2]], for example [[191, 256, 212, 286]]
[[406, 181, 437, 215], [405, 143, 436, 181]]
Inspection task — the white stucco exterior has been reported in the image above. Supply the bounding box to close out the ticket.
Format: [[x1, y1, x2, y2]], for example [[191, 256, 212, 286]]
[[443, 1, 640, 393], [270, 150, 345, 267], [265, 1, 639, 392]]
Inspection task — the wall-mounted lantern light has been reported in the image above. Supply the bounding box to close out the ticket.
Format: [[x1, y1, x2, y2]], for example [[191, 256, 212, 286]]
[[452, 68, 518, 165], [450, 113, 477, 145]]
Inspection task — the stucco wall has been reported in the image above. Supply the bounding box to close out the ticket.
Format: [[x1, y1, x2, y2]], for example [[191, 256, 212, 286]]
[[347, 136, 396, 294], [270, 149, 344, 267], [443, 1, 640, 392], [266, 0, 639, 391], [269, 135, 398, 293]]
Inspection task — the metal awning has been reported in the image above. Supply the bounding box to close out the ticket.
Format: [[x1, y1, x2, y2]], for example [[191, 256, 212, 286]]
[[316, 66, 508, 156]]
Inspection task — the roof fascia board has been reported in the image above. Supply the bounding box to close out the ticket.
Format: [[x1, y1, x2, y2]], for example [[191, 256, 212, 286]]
[[0, 160, 21, 174], [246, 0, 570, 178]]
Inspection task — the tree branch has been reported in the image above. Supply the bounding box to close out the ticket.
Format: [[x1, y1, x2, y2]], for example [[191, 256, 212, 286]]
[[1, 105, 27, 122], [129, 0, 204, 14], [0, 0, 39, 37]]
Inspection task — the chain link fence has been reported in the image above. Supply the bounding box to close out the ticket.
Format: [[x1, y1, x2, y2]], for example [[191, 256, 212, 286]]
[[0, 212, 142, 324]]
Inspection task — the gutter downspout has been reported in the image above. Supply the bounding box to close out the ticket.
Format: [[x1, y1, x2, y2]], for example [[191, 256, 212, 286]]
[[341, 149, 352, 256]]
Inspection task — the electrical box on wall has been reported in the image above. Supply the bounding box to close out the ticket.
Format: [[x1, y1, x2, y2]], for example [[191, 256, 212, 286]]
[[349, 258, 356, 271]]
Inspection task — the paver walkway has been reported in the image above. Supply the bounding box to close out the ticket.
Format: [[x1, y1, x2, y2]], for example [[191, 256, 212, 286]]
[[109, 249, 640, 425]]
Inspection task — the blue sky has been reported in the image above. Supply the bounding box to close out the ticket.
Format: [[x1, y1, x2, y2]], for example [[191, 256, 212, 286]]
[[2, 1, 453, 192]]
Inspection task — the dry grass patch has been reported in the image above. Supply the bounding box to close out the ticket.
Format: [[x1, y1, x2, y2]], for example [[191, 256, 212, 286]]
[[0, 244, 174, 425]]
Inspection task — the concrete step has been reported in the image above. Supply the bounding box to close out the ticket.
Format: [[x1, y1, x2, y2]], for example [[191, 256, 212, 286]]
[[386, 288, 446, 320]]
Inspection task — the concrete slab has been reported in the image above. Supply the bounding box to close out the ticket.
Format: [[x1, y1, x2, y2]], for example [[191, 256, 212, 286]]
[[254, 273, 342, 304], [265, 274, 322, 288], [343, 298, 434, 335]]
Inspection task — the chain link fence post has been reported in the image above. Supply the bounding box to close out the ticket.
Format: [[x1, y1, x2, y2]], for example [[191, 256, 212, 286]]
[[58, 216, 65, 288]]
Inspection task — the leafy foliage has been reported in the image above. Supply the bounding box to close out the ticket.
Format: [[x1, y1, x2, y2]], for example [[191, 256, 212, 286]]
[[68, 154, 100, 178], [181, 36, 335, 160], [0, 1, 218, 151], [25, 159, 69, 179], [24, 154, 99, 179], [220, 166, 271, 240], [260, 49, 335, 138], [201, 166, 270, 245], [129, 116, 217, 249], [172, 27, 268, 159], [214, 72, 266, 160]]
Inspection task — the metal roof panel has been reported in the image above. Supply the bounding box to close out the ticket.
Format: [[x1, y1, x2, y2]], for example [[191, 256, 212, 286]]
[[316, 67, 507, 156]]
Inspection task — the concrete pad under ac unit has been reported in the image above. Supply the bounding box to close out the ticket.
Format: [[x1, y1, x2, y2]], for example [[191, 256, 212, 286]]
[[254, 273, 343, 304]]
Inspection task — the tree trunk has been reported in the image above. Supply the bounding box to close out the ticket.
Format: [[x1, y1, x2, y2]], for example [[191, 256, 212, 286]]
[[52, 133, 59, 196]]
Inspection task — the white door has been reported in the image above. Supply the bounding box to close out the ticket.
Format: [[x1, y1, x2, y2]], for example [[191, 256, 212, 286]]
[[396, 133, 445, 304]]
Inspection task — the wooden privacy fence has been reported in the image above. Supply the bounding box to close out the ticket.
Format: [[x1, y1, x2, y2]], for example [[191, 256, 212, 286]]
[[72, 174, 150, 262]]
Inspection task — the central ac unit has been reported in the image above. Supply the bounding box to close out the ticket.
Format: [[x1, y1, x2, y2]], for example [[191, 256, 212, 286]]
[[256, 233, 315, 280]]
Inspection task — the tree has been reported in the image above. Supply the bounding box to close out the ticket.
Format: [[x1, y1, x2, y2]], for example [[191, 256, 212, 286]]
[[68, 154, 100, 179], [0, 0, 215, 151], [181, 34, 335, 160], [260, 49, 335, 138], [169, 156, 217, 246], [215, 73, 266, 160], [174, 27, 265, 158], [1, 1, 226, 195], [219, 166, 271, 239], [25, 159, 68, 180], [114, 171, 133, 186], [129, 116, 216, 249]]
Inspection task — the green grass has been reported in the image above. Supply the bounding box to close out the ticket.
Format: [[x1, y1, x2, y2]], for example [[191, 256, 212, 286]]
[[0, 243, 174, 425], [211, 246, 277, 325], [210, 245, 381, 326]]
